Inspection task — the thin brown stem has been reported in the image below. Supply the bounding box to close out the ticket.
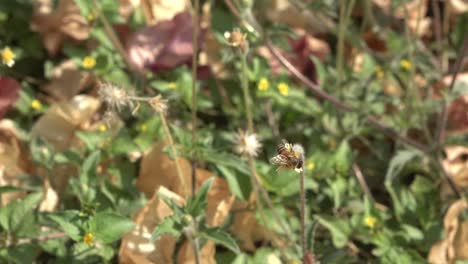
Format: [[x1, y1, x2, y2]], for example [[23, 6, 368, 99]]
[[190, 0, 200, 196], [241, 54, 254, 133], [265, 40, 430, 153], [15, 232, 67, 246], [299, 169, 306, 263], [435, 35, 468, 145], [159, 112, 189, 197], [93, 0, 137, 73], [352, 163, 375, 201], [431, 0, 443, 69]]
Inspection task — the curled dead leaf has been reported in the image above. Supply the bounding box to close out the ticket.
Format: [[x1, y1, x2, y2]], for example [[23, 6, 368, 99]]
[[0, 77, 21, 118], [127, 12, 198, 72], [0, 120, 33, 206], [428, 199, 468, 263], [119, 186, 216, 264], [441, 146, 468, 198], [31, 0, 90, 55], [42, 60, 95, 101], [137, 141, 235, 226]]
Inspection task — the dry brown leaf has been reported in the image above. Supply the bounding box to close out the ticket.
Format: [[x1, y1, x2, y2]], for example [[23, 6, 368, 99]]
[[441, 146, 468, 198], [31, 95, 100, 151], [136, 141, 235, 225], [31, 0, 90, 55], [0, 120, 33, 206], [230, 197, 270, 251], [31, 95, 101, 192], [428, 199, 468, 264], [448, 0, 468, 15], [39, 178, 59, 212], [141, 0, 188, 25], [42, 60, 94, 101], [263, 0, 334, 34], [119, 186, 216, 264]]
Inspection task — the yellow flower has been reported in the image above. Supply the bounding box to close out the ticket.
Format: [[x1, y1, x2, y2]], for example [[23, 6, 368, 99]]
[[139, 124, 148, 132], [31, 100, 42, 110], [1, 47, 15, 67], [364, 216, 377, 228], [307, 160, 315, 170], [83, 233, 94, 246], [375, 66, 384, 79], [257, 78, 269, 91], [87, 13, 95, 21], [400, 59, 412, 71], [277, 82, 289, 96], [168, 82, 177, 89], [82, 56, 96, 69], [98, 124, 107, 132]]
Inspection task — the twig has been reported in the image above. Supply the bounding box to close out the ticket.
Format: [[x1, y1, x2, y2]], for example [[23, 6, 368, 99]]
[[265, 40, 430, 153], [15, 232, 67, 246], [352, 163, 375, 201], [299, 168, 307, 263], [435, 35, 468, 145], [190, 0, 200, 196], [431, 0, 443, 69], [159, 112, 189, 197]]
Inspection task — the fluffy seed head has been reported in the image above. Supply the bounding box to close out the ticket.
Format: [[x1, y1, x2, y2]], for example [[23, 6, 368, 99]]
[[98, 82, 133, 112], [148, 95, 168, 114], [234, 130, 262, 157]]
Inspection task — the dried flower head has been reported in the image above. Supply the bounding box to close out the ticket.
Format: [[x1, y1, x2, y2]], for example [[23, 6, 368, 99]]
[[224, 28, 248, 52], [270, 139, 304, 173], [148, 95, 168, 114], [98, 82, 133, 112], [234, 130, 262, 157]]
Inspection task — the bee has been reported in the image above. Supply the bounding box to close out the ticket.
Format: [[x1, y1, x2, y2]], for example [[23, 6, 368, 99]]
[[270, 139, 304, 172]]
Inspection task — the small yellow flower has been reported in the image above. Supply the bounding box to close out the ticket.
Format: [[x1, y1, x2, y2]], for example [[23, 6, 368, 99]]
[[98, 124, 107, 132], [168, 82, 177, 89], [83, 233, 94, 246], [306, 160, 315, 170], [87, 13, 95, 21], [364, 216, 377, 229], [277, 82, 289, 96], [375, 66, 384, 79], [400, 59, 412, 71], [258, 78, 269, 91], [82, 56, 96, 69], [139, 124, 148, 132], [31, 100, 42, 110], [1, 47, 15, 67]]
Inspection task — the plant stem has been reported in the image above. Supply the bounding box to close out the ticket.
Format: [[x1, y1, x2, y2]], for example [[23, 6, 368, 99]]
[[189, 236, 201, 264], [299, 157, 307, 263], [241, 53, 254, 133], [159, 112, 189, 197], [191, 0, 200, 196], [92, 0, 137, 73]]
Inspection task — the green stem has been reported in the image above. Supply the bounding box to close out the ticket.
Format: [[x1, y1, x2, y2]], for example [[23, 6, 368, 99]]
[[159, 112, 189, 197], [241, 53, 253, 133]]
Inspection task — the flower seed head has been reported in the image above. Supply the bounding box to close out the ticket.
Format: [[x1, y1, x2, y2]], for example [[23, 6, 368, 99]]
[[224, 28, 248, 52], [98, 82, 133, 112], [149, 95, 168, 114], [234, 130, 262, 157]]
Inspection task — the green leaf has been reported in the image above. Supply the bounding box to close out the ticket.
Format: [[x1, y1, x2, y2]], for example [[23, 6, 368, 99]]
[[0, 185, 23, 194], [314, 215, 351, 248], [216, 165, 250, 200], [150, 216, 181, 242], [385, 149, 421, 182], [48, 211, 82, 241], [0, 192, 43, 233], [186, 178, 214, 216], [90, 212, 135, 244], [201, 228, 240, 253], [80, 151, 101, 184]]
